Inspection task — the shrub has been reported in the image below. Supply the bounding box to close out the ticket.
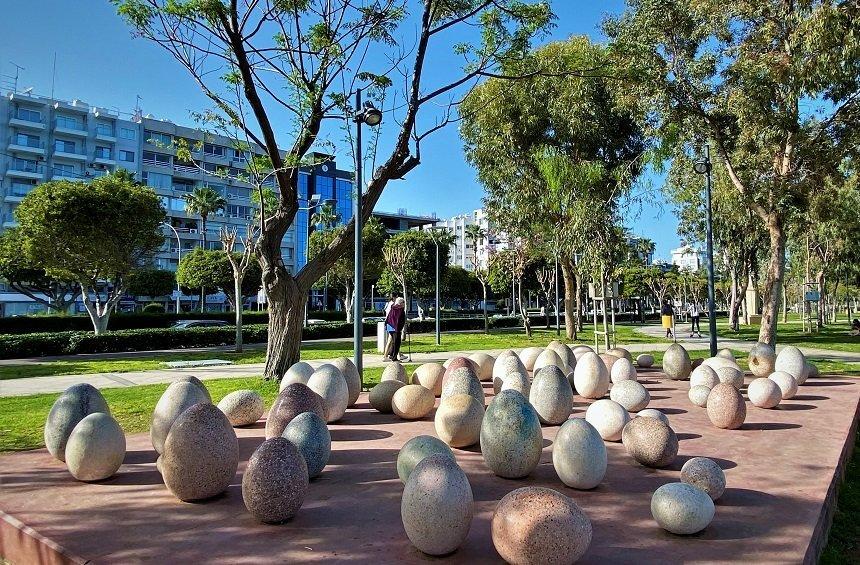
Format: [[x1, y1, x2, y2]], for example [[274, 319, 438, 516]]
[[142, 303, 165, 314]]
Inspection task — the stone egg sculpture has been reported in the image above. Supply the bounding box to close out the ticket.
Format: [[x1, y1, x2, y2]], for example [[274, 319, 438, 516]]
[[369, 380, 405, 413], [701, 355, 741, 372], [599, 353, 618, 375], [571, 344, 594, 360], [492, 487, 592, 565], [547, 340, 575, 372], [606, 347, 633, 362], [282, 411, 330, 479], [173, 375, 212, 402], [609, 380, 650, 412], [775, 345, 809, 384], [242, 437, 308, 523], [265, 383, 327, 439], [481, 390, 543, 479], [307, 364, 349, 423], [769, 371, 798, 400], [636, 353, 655, 368], [747, 377, 782, 409], [328, 357, 362, 407], [435, 393, 483, 448], [585, 399, 630, 442], [401, 453, 473, 556], [441, 365, 484, 407], [663, 343, 692, 380], [397, 435, 455, 483], [443, 355, 479, 373], [637, 408, 669, 425], [688, 385, 711, 408], [493, 356, 528, 394], [280, 361, 315, 390], [150, 381, 211, 454], [518, 347, 544, 372], [469, 352, 496, 382], [45, 383, 111, 462], [807, 362, 820, 379], [217, 389, 265, 427], [680, 456, 726, 501], [706, 382, 747, 429], [500, 372, 531, 398], [748, 342, 776, 377], [610, 357, 638, 384], [690, 365, 720, 389], [573, 352, 610, 400], [65, 412, 126, 481], [392, 384, 435, 420], [533, 348, 564, 374], [622, 416, 678, 468], [552, 418, 607, 490], [161, 403, 239, 502], [529, 365, 574, 425], [651, 482, 715, 535], [716, 365, 744, 389], [412, 362, 445, 396], [717, 348, 735, 360], [381, 361, 408, 383]]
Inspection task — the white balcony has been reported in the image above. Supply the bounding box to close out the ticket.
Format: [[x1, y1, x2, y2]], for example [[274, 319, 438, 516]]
[[54, 125, 88, 138], [53, 150, 87, 162], [4, 194, 25, 203], [7, 142, 46, 157], [95, 131, 117, 143], [94, 156, 116, 167], [6, 165, 45, 180], [9, 117, 45, 131], [51, 174, 82, 182]]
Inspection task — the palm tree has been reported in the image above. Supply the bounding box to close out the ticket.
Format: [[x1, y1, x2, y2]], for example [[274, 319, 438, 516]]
[[184, 186, 226, 312], [464, 224, 490, 333]]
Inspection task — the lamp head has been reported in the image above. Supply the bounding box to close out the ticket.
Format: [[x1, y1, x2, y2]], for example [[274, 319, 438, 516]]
[[359, 101, 382, 127], [693, 160, 711, 175], [309, 194, 321, 206]]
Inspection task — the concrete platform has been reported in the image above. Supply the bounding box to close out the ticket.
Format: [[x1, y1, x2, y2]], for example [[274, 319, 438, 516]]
[[1, 370, 858, 564]]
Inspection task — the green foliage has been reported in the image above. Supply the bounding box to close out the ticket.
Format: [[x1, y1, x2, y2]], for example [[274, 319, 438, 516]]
[[442, 265, 481, 301], [142, 303, 165, 313], [308, 216, 387, 297], [378, 230, 451, 299], [126, 268, 176, 297], [183, 186, 226, 243], [176, 247, 261, 301], [0, 227, 80, 310]]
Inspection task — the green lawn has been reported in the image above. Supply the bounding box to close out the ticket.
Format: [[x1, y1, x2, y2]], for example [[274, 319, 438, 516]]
[[822, 431, 860, 564], [716, 321, 860, 354]]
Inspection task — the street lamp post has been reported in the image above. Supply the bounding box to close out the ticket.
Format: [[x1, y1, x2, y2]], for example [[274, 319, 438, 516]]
[[299, 194, 322, 327], [162, 222, 182, 313], [694, 142, 718, 357]]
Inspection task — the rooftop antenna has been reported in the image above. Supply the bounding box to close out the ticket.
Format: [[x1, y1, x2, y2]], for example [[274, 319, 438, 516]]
[[50, 52, 57, 101], [7, 61, 25, 93]]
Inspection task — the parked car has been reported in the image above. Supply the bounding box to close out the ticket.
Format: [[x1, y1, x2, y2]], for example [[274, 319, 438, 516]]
[[171, 319, 230, 329]]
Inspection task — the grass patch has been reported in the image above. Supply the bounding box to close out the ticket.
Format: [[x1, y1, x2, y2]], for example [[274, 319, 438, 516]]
[[716, 322, 860, 354], [822, 431, 860, 564]]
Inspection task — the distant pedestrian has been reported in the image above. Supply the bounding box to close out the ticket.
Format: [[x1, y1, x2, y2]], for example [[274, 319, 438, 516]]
[[384, 295, 396, 316], [687, 303, 701, 338], [661, 301, 674, 339], [384, 297, 406, 362]]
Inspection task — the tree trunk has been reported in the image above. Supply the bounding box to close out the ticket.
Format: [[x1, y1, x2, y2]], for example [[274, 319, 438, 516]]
[[262, 275, 305, 381], [344, 282, 354, 324], [758, 218, 786, 346], [816, 270, 826, 327], [481, 282, 489, 334], [518, 277, 531, 337], [575, 272, 584, 332], [234, 276, 243, 352], [560, 259, 577, 340]]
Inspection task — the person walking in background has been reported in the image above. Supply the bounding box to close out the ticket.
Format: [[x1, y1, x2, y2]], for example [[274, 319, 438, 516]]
[[384, 295, 396, 317], [383, 297, 406, 361], [661, 300, 675, 339], [688, 302, 702, 338]]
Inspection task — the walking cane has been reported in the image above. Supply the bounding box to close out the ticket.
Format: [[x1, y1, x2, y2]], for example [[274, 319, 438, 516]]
[[406, 321, 413, 363]]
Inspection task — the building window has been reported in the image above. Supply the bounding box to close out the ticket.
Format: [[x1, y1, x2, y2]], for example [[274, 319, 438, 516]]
[[16, 108, 41, 122], [12, 158, 40, 172], [55, 115, 81, 130], [14, 133, 41, 148], [226, 186, 251, 200], [95, 122, 114, 136], [144, 130, 172, 146], [173, 179, 195, 193], [119, 127, 136, 140], [54, 139, 77, 153], [143, 151, 171, 166], [203, 143, 225, 156], [52, 163, 79, 177], [95, 146, 112, 159], [142, 171, 172, 189], [10, 180, 36, 197], [119, 150, 135, 163]]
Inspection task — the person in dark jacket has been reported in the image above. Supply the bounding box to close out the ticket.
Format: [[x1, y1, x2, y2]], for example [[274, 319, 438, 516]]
[[384, 297, 406, 361], [661, 300, 675, 339]]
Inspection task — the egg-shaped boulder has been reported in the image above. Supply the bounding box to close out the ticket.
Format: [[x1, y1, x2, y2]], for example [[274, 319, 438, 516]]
[[397, 435, 454, 483], [807, 362, 820, 379], [280, 362, 314, 390], [775, 346, 809, 384], [368, 380, 405, 413], [690, 365, 720, 389], [637, 408, 669, 425], [493, 355, 528, 394], [469, 352, 495, 382], [150, 381, 211, 454], [529, 366, 574, 425], [622, 416, 678, 468], [307, 364, 349, 423], [161, 403, 239, 502], [651, 482, 715, 535], [242, 437, 308, 523], [706, 382, 747, 429], [519, 347, 543, 372], [435, 394, 483, 448], [599, 353, 618, 375], [217, 389, 264, 427], [606, 347, 632, 362], [636, 353, 655, 368], [328, 357, 362, 406], [173, 375, 212, 401], [701, 355, 741, 372], [500, 372, 531, 397], [552, 418, 607, 490], [45, 383, 111, 462], [748, 342, 776, 377], [717, 348, 735, 360], [443, 356, 479, 373], [65, 413, 126, 481], [688, 385, 711, 408], [769, 371, 798, 400], [571, 344, 594, 360], [747, 377, 782, 408], [392, 384, 435, 420], [547, 340, 575, 372], [441, 365, 484, 407], [265, 383, 326, 439], [481, 390, 543, 479], [381, 361, 408, 383], [609, 380, 650, 412], [492, 487, 592, 565], [716, 365, 744, 389], [401, 453, 473, 556], [534, 348, 564, 374], [282, 411, 330, 479], [663, 344, 692, 380], [680, 457, 726, 501], [573, 352, 610, 400], [585, 399, 630, 442], [412, 363, 445, 396], [610, 357, 638, 384]]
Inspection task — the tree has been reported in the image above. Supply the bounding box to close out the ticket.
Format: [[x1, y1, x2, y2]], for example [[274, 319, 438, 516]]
[[15, 174, 165, 333], [183, 186, 227, 312], [311, 204, 341, 230], [126, 267, 176, 303], [221, 225, 260, 351], [605, 0, 860, 345], [115, 0, 554, 379], [442, 266, 481, 305], [0, 228, 81, 313], [378, 230, 451, 318], [464, 224, 490, 332], [176, 247, 262, 312]]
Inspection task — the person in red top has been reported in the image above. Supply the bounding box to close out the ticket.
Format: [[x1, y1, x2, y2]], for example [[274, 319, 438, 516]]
[[383, 297, 406, 361]]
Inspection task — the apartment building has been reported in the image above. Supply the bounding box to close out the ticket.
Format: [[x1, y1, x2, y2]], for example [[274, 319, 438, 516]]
[[426, 208, 506, 271]]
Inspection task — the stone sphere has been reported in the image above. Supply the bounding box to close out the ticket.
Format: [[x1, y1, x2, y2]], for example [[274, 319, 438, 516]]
[[716, 365, 745, 389], [637, 408, 669, 425], [599, 353, 618, 375], [609, 380, 650, 412], [381, 361, 408, 383], [492, 487, 592, 565], [519, 347, 544, 371], [443, 356, 479, 373], [769, 371, 798, 400], [500, 372, 531, 397], [397, 435, 454, 483], [150, 381, 211, 454], [663, 344, 692, 380], [651, 482, 715, 535], [636, 353, 655, 368], [65, 413, 126, 481], [585, 399, 630, 442], [622, 416, 678, 468], [280, 362, 315, 390], [435, 394, 483, 448], [282, 411, 330, 479], [547, 340, 575, 372], [368, 380, 405, 413], [242, 437, 308, 523], [606, 347, 633, 362], [307, 364, 349, 423], [481, 390, 543, 479], [412, 362, 445, 396], [534, 349, 564, 374], [691, 365, 720, 389], [775, 346, 809, 383], [45, 383, 111, 462], [680, 457, 726, 500], [529, 366, 574, 425], [328, 357, 362, 406], [173, 375, 212, 402], [392, 384, 435, 420], [717, 348, 735, 360], [701, 355, 742, 372], [610, 357, 638, 384], [553, 418, 607, 490], [807, 362, 820, 379], [401, 453, 473, 556], [441, 365, 484, 407], [706, 382, 747, 429], [688, 385, 711, 408], [571, 344, 594, 360], [265, 383, 327, 439], [747, 377, 782, 409], [573, 352, 610, 399], [469, 352, 496, 381], [161, 403, 239, 502], [217, 389, 264, 427], [748, 342, 776, 377]]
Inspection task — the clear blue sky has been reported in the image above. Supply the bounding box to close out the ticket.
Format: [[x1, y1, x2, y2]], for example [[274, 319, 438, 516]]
[[0, 1, 680, 260]]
